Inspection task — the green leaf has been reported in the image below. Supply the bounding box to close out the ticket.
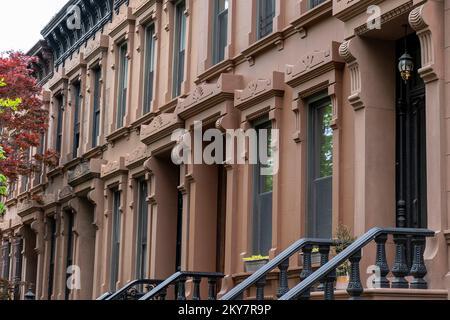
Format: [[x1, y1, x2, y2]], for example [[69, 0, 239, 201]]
[[0, 203, 6, 216]]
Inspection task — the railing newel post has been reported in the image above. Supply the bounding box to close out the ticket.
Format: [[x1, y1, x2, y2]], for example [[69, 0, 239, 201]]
[[277, 258, 290, 298], [208, 278, 218, 301], [192, 277, 202, 301], [374, 233, 390, 289], [347, 249, 363, 300], [410, 236, 428, 289], [176, 276, 187, 301], [255, 276, 267, 301], [317, 245, 331, 292], [392, 235, 410, 289], [299, 244, 313, 300], [324, 269, 336, 300]]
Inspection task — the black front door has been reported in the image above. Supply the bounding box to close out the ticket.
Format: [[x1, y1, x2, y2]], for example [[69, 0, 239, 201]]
[[396, 34, 427, 230]]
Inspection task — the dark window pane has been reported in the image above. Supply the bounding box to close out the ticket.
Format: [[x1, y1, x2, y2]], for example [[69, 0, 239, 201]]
[[92, 67, 101, 148], [258, 0, 275, 40], [173, 0, 186, 97], [110, 190, 121, 291], [72, 82, 81, 158], [252, 121, 273, 256], [65, 212, 75, 300], [308, 98, 333, 239], [117, 43, 128, 128], [56, 95, 64, 154], [310, 0, 326, 9], [143, 25, 155, 114], [136, 180, 149, 279], [213, 0, 228, 64], [48, 218, 57, 299]]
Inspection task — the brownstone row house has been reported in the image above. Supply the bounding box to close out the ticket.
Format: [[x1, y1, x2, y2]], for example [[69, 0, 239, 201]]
[[1, 0, 449, 300]]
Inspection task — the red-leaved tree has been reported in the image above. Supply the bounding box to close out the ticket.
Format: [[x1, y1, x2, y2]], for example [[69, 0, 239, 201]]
[[0, 52, 57, 182]]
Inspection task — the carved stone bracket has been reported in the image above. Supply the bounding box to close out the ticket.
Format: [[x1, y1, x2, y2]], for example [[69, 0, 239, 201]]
[[339, 39, 363, 110], [409, 5, 438, 84]]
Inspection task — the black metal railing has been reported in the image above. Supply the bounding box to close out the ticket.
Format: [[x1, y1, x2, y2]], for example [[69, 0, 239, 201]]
[[96, 292, 113, 300], [139, 272, 225, 301], [221, 239, 334, 300], [279, 227, 435, 300], [104, 279, 163, 300]]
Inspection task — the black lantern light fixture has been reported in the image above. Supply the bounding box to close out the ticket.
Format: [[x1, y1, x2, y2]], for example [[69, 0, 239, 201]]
[[398, 25, 414, 83]]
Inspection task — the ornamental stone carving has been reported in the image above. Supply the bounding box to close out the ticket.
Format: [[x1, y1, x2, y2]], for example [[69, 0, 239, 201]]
[[58, 186, 75, 202], [68, 159, 104, 187], [235, 72, 285, 111], [84, 35, 110, 60], [125, 146, 151, 168], [101, 157, 128, 180], [285, 42, 344, 88], [140, 113, 183, 146], [176, 74, 243, 119]]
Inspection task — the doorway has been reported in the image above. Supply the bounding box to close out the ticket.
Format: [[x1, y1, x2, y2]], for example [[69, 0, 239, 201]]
[[395, 33, 427, 230]]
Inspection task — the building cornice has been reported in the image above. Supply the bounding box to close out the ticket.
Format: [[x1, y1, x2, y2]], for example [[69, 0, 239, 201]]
[[41, 0, 131, 67]]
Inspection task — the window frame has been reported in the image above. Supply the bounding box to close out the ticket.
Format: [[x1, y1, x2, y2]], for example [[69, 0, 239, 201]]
[[64, 211, 75, 300], [257, 0, 275, 40], [92, 67, 102, 148], [143, 24, 156, 115], [306, 95, 334, 239], [309, 0, 326, 9], [47, 217, 57, 300], [172, 0, 187, 98], [116, 42, 129, 129], [213, 0, 229, 65], [55, 95, 64, 154], [251, 119, 273, 256], [110, 189, 122, 291], [135, 179, 149, 279], [72, 82, 81, 158]]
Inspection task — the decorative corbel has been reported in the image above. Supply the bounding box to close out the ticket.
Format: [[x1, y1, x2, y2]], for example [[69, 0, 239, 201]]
[[339, 40, 363, 110], [408, 5, 437, 84]]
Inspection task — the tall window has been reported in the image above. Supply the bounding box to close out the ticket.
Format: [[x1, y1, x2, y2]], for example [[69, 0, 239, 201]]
[[307, 98, 333, 238], [92, 67, 101, 148], [117, 43, 128, 129], [1, 241, 11, 280], [48, 218, 57, 299], [310, 0, 326, 8], [172, 0, 186, 98], [72, 82, 81, 158], [143, 24, 156, 114], [257, 0, 275, 40], [37, 134, 45, 185], [252, 120, 273, 256], [55, 95, 64, 154], [136, 179, 149, 279], [65, 212, 75, 300], [21, 150, 30, 193], [213, 0, 229, 64], [110, 190, 121, 291]]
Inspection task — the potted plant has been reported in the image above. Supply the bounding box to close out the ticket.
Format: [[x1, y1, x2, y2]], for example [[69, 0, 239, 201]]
[[334, 225, 356, 290], [243, 256, 270, 273]]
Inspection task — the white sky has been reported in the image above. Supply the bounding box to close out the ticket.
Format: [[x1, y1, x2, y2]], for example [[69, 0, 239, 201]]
[[0, 0, 69, 53]]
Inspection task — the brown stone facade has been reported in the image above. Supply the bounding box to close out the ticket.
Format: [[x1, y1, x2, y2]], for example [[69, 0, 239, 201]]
[[0, 0, 449, 300]]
